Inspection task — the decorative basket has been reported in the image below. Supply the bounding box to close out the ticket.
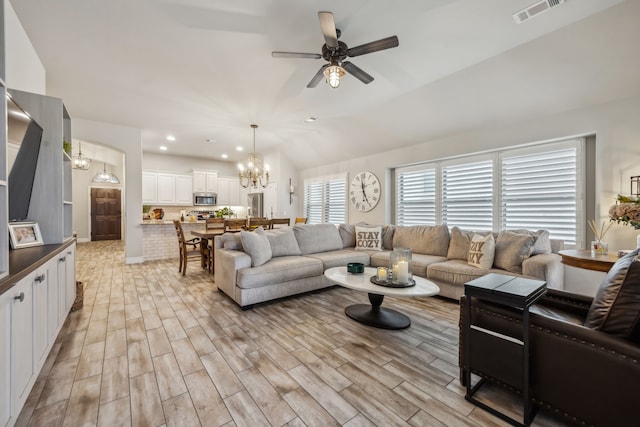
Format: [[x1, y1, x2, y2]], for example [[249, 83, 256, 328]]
[[71, 281, 84, 312]]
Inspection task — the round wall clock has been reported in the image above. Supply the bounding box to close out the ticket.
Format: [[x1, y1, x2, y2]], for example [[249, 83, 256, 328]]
[[350, 171, 381, 212]]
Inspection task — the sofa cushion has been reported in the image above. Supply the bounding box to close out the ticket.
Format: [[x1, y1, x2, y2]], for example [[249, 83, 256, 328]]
[[236, 256, 324, 289], [493, 231, 536, 273], [428, 260, 522, 287], [265, 228, 301, 258], [468, 234, 495, 269], [411, 254, 449, 277], [338, 223, 357, 248], [305, 249, 370, 270], [355, 225, 382, 251], [240, 227, 272, 267], [584, 250, 640, 342], [294, 224, 343, 255], [393, 225, 450, 257], [369, 250, 392, 268]]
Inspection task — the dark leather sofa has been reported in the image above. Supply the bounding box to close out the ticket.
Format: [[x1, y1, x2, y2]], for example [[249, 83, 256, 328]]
[[459, 283, 640, 427]]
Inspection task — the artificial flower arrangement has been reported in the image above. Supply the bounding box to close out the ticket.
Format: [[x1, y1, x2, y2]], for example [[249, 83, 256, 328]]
[[609, 195, 640, 229]]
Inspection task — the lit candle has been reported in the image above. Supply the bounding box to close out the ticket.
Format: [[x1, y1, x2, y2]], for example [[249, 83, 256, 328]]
[[377, 267, 388, 281], [396, 260, 409, 283], [392, 263, 399, 280]]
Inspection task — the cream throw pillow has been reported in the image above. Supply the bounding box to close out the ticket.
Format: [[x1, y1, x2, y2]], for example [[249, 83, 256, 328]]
[[240, 227, 272, 267], [468, 234, 495, 269], [355, 225, 382, 251]]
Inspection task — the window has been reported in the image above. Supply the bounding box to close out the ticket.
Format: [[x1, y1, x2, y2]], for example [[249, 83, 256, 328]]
[[395, 139, 583, 246], [396, 167, 436, 225], [304, 174, 346, 224]]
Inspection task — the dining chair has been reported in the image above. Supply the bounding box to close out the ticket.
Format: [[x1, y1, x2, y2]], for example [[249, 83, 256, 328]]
[[294, 217, 308, 224], [205, 218, 225, 231], [173, 220, 203, 275], [224, 218, 247, 232], [271, 218, 290, 228], [246, 218, 272, 230]]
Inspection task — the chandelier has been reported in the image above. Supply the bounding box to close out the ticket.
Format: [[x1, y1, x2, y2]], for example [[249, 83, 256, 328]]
[[72, 141, 92, 170], [238, 124, 269, 189], [92, 162, 120, 184]]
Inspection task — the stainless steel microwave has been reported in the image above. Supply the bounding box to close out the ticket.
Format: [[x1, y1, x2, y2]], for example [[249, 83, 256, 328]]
[[193, 192, 217, 206]]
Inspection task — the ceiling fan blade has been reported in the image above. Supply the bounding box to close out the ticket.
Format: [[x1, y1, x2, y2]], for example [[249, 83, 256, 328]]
[[272, 52, 322, 59], [318, 11, 338, 48], [347, 35, 399, 57], [342, 62, 374, 84], [307, 64, 329, 88]]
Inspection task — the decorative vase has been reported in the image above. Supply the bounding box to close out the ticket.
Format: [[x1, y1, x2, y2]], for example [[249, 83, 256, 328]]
[[390, 248, 412, 284], [591, 240, 608, 256]]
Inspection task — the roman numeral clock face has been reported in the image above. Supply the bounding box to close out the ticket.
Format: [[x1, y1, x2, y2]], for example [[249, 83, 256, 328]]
[[350, 171, 381, 212]]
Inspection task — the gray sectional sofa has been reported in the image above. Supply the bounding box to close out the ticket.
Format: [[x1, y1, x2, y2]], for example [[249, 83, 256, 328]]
[[213, 223, 564, 308]]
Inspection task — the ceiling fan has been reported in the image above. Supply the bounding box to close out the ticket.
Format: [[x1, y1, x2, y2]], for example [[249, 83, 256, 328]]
[[272, 11, 399, 89]]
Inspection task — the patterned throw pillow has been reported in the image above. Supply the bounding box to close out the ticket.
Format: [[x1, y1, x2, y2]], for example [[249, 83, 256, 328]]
[[467, 234, 495, 269], [355, 225, 382, 251]]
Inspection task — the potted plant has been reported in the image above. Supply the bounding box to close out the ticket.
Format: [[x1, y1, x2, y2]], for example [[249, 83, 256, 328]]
[[215, 207, 234, 218], [142, 205, 151, 219]]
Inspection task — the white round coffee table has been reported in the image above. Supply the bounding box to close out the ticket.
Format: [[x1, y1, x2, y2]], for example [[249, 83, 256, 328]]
[[324, 266, 440, 330]]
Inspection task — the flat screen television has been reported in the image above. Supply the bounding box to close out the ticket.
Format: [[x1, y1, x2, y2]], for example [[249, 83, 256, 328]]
[[7, 94, 43, 222]]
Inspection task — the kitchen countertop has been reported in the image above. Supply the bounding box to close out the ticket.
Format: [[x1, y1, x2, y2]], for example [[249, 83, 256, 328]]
[[141, 219, 207, 225]]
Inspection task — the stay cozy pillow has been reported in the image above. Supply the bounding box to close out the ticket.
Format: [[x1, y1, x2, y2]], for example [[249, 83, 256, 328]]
[[355, 225, 382, 251], [467, 234, 495, 269], [240, 227, 272, 267]]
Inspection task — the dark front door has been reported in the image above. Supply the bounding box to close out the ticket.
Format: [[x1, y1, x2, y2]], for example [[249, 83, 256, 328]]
[[91, 188, 122, 241]]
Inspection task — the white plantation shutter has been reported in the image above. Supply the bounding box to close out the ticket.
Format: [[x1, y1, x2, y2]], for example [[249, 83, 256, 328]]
[[303, 180, 323, 224], [442, 160, 494, 231], [304, 174, 346, 224], [396, 167, 436, 225], [501, 145, 578, 244]]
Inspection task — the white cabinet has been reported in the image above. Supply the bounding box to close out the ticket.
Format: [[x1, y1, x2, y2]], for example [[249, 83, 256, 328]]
[[142, 172, 157, 203], [0, 291, 10, 427], [156, 173, 176, 204], [193, 170, 218, 193], [63, 245, 76, 313], [32, 268, 50, 369], [217, 177, 240, 206], [11, 279, 33, 418], [175, 175, 193, 204], [142, 172, 193, 205]]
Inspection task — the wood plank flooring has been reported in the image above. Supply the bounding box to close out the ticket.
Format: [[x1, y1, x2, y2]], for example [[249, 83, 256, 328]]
[[15, 241, 572, 427]]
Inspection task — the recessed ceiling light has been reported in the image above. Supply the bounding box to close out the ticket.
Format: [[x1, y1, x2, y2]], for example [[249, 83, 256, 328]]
[[236, 146, 243, 151], [304, 117, 317, 123], [221, 154, 228, 159], [166, 135, 176, 141], [159, 146, 168, 151]]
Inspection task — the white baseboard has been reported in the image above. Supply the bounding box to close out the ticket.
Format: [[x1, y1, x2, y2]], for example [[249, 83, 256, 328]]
[[126, 256, 145, 264], [76, 237, 91, 243]]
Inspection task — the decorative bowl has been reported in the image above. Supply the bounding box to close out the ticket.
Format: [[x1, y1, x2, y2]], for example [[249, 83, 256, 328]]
[[347, 262, 365, 274]]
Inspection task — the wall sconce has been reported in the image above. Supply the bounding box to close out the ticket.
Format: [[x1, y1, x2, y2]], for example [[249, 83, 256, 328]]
[[631, 176, 639, 197], [289, 178, 295, 205]]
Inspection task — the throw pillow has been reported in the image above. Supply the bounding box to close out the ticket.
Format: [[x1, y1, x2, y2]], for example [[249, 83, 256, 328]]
[[338, 223, 357, 248], [393, 225, 450, 257], [447, 227, 477, 260], [240, 227, 272, 267], [584, 249, 640, 343], [265, 228, 301, 258], [493, 231, 536, 273], [355, 225, 382, 251], [467, 234, 495, 269], [222, 233, 243, 250], [511, 229, 552, 255]]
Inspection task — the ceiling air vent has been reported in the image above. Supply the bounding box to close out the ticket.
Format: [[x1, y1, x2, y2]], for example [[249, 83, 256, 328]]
[[513, 0, 565, 24]]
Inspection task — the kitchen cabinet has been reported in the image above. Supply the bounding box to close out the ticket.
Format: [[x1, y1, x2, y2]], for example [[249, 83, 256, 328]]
[[11, 278, 33, 419], [142, 171, 193, 205], [142, 172, 157, 203], [193, 170, 218, 193], [32, 268, 50, 369], [64, 245, 76, 313], [217, 177, 240, 206]]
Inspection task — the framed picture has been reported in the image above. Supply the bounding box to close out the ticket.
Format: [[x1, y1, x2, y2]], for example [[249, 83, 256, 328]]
[[9, 222, 44, 249]]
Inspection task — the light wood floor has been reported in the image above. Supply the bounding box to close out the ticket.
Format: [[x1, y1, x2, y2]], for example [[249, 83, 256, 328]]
[[15, 241, 571, 427]]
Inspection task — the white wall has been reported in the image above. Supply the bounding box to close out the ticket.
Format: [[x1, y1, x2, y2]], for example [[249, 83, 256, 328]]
[[73, 119, 143, 263], [4, 1, 45, 94], [301, 95, 640, 251]]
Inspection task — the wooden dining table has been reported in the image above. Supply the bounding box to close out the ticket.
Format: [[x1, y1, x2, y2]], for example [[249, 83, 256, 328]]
[[191, 229, 225, 271]]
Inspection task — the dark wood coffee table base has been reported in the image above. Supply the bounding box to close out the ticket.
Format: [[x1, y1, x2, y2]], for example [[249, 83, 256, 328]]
[[344, 293, 411, 330]]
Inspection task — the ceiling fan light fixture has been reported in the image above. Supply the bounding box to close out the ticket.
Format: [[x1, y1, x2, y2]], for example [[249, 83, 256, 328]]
[[324, 65, 345, 88]]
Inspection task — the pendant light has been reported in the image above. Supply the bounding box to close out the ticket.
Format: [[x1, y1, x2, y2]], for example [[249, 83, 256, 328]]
[[72, 141, 92, 170], [92, 162, 120, 184]]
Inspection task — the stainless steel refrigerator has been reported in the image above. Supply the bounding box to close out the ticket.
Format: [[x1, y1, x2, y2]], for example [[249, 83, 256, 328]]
[[247, 193, 263, 218]]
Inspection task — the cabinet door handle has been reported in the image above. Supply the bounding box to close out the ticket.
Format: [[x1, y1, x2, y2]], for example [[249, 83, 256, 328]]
[[14, 292, 24, 302], [59, 257, 66, 262], [35, 274, 46, 283]]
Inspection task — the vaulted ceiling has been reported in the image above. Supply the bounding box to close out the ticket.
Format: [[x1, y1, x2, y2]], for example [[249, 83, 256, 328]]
[[10, 0, 640, 169]]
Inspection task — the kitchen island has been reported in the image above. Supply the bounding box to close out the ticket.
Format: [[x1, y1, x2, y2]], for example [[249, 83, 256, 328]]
[[141, 219, 208, 261]]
